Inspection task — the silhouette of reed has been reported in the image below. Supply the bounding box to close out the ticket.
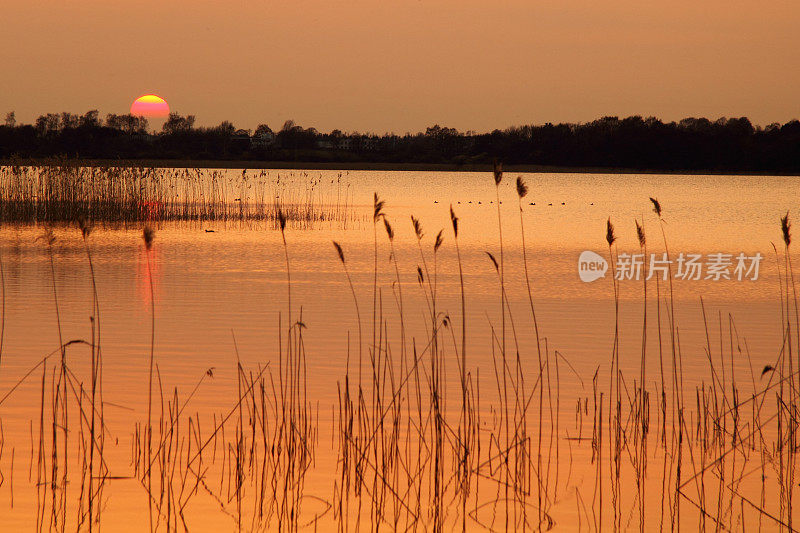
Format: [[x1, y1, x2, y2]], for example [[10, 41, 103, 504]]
[[1, 172, 800, 532], [0, 164, 356, 228]]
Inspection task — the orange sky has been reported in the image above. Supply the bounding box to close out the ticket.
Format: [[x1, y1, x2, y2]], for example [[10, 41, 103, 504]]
[[1, 0, 798, 133]]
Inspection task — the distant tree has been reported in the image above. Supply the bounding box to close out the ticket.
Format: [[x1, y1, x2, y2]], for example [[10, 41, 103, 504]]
[[425, 124, 459, 138], [35, 113, 60, 136], [123, 114, 148, 133], [276, 121, 317, 150], [162, 113, 196, 134], [106, 113, 148, 133], [725, 116, 754, 135], [679, 117, 713, 133], [214, 121, 236, 135], [781, 120, 800, 134], [61, 112, 79, 129], [254, 124, 273, 137], [3, 109, 800, 172], [79, 110, 100, 128], [252, 124, 275, 150], [105, 113, 122, 130]]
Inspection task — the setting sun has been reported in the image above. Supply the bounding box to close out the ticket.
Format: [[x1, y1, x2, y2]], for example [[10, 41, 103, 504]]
[[130, 94, 169, 118]]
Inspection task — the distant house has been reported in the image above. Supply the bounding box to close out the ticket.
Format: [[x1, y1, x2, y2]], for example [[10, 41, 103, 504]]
[[317, 135, 379, 151], [360, 136, 377, 151], [133, 132, 155, 143], [231, 129, 252, 150]]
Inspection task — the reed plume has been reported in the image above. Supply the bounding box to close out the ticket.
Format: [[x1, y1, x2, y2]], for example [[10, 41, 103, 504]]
[[411, 215, 424, 241], [782, 212, 791, 247], [606, 218, 617, 247], [333, 241, 345, 264], [650, 197, 662, 218], [143, 227, 155, 250], [636, 219, 645, 248], [434, 230, 443, 253], [516, 176, 528, 198], [493, 160, 503, 185], [373, 192, 385, 222], [383, 217, 394, 241]]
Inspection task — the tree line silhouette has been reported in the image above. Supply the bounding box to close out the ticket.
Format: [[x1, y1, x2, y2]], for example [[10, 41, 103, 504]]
[[1, 110, 799, 172]]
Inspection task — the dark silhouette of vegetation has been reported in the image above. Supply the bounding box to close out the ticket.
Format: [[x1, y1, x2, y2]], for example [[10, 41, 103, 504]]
[[1, 110, 800, 172]]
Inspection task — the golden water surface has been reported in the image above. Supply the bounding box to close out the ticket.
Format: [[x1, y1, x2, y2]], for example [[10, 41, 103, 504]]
[[0, 169, 797, 531]]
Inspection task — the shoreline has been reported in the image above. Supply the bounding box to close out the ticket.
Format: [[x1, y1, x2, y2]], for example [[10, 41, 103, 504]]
[[2, 158, 799, 176]]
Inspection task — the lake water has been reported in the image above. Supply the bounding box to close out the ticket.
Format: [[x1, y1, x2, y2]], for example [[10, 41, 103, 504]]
[[0, 168, 797, 530]]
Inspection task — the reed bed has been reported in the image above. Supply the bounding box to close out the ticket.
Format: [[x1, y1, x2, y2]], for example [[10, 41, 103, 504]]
[[0, 165, 358, 228], [0, 168, 799, 531]]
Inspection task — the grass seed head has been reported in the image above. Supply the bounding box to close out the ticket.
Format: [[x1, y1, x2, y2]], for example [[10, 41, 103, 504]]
[[142, 226, 156, 250], [411, 215, 424, 241], [383, 217, 394, 241], [649, 197, 662, 218], [493, 160, 503, 186], [449, 205, 459, 238], [143, 226, 155, 249], [332, 241, 345, 263], [635, 220, 645, 248], [606, 218, 617, 247], [516, 176, 528, 198], [277, 209, 287, 232], [781, 211, 791, 247], [434, 229, 443, 252], [373, 193, 385, 223]]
